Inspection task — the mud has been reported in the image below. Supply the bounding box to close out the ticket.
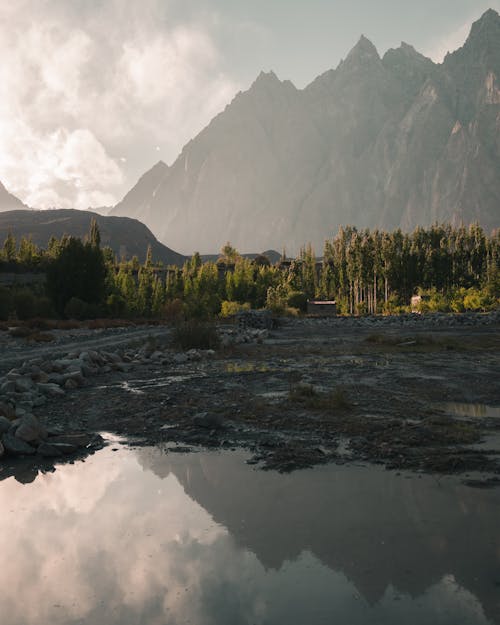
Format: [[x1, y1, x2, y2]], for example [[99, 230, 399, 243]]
[[3, 315, 498, 483]]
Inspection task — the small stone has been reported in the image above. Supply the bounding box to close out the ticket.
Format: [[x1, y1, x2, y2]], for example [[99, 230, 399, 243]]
[[64, 378, 79, 389]]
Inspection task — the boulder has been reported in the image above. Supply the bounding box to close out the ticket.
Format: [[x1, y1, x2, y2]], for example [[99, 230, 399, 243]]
[[193, 412, 223, 429], [49, 433, 92, 447], [173, 353, 188, 364], [47, 372, 64, 386], [0, 440, 4, 458], [37, 442, 63, 457], [62, 371, 85, 386], [39, 361, 54, 373], [49, 442, 78, 455], [15, 414, 48, 443], [0, 381, 16, 394], [37, 383, 65, 397], [64, 378, 79, 390], [0, 416, 12, 435], [2, 432, 36, 456], [0, 402, 15, 420]]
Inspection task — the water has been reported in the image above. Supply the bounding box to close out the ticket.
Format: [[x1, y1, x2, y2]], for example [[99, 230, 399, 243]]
[[1, 446, 499, 625]]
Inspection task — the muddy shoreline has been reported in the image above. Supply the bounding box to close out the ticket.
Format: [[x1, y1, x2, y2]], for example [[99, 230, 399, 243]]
[[1, 313, 500, 484]]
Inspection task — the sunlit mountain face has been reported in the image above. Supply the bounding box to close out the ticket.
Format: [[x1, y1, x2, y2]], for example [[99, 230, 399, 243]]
[[112, 9, 500, 255]]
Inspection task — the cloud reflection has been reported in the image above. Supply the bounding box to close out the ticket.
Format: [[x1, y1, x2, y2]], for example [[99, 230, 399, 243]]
[[0, 447, 496, 625]]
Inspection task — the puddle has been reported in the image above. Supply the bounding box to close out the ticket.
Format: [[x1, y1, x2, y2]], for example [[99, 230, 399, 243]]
[[259, 390, 289, 401], [442, 403, 500, 419], [0, 447, 499, 625], [98, 373, 207, 395]]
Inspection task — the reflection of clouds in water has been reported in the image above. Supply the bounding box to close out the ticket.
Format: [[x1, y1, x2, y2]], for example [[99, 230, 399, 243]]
[[0, 449, 493, 625]]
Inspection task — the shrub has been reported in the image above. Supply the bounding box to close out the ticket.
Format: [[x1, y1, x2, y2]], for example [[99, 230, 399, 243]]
[[13, 290, 36, 320], [64, 297, 88, 320], [0, 287, 12, 320], [220, 300, 251, 317], [106, 293, 127, 318], [172, 319, 220, 350], [286, 291, 307, 312], [35, 296, 55, 318], [163, 298, 184, 322]]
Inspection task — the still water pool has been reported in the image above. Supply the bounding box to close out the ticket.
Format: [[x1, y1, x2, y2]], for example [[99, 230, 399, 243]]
[[1, 445, 499, 625]]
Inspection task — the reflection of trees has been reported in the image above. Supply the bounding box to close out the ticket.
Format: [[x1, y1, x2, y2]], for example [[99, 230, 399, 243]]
[[137, 447, 500, 622]]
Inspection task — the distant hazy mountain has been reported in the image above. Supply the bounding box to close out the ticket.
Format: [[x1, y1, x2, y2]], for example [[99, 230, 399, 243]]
[[0, 181, 27, 212], [112, 9, 500, 254], [0, 209, 186, 265]]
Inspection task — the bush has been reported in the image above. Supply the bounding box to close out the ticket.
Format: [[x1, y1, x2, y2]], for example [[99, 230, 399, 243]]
[[106, 293, 127, 318], [64, 297, 88, 320], [163, 298, 184, 322], [286, 291, 307, 312], [172, 320, 220, 350], [0, 287, 12, 320], [13, 290, 36, 320], [220, 300, 250, 317], [35, 296, 55, 318]]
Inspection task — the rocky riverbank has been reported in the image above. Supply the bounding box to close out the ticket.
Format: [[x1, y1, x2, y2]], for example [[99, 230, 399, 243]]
[[1, 311, 499, 484]]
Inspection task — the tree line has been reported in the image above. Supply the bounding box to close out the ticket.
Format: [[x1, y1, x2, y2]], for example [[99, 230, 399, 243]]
[[0, 221, 498, 321]]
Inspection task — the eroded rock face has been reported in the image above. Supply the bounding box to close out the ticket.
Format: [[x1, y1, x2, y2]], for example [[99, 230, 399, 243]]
[[112, 10, 500, 254]]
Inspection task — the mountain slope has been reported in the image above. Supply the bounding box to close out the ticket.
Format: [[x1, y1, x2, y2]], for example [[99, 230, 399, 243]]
[[0, 209, 186, 265], [112, 9, 500, 254], [0, 181, 27, 212]]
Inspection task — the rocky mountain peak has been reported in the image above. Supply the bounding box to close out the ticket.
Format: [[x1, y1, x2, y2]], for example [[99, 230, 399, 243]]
[[151, 160, 168, 172], [343, 35, 380, 65], [251, 70, 282, 90], [445, 8, 500, 68]]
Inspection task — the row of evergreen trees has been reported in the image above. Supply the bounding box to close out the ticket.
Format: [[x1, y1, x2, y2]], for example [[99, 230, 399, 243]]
[[0, 222, 498, 319]]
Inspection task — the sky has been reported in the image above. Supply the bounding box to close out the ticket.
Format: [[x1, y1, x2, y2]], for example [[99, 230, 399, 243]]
[[0, 0, 498, 210]]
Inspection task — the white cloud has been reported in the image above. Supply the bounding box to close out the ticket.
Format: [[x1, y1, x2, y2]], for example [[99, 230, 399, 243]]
[[0, 0, 240, 208], [425, 20, 471, 63]]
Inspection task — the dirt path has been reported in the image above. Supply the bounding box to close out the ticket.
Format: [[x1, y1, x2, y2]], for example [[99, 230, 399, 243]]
[[0, 325, 171, 374]]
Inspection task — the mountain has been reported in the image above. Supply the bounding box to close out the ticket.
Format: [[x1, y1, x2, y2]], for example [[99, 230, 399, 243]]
[[111, 9, 500, 254], [0, 209, 186, 265], [0, 181, 27, 212]]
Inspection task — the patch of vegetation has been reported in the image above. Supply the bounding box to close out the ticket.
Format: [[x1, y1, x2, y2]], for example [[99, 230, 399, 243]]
[[289, 383, 352, 412], [225, 362, 270, 374], [172, 319, 220, 351], [220, 301, 251, 317]]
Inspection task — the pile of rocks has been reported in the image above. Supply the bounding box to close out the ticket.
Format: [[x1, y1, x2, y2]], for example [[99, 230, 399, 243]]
[[0, 409, 97, 459], [219, 327, 269, 348], [0, 348, 135, 459], [293, 310, 500, 329]]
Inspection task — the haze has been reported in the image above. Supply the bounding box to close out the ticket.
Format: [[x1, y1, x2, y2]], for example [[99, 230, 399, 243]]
[[0, 0, 498, 211]]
